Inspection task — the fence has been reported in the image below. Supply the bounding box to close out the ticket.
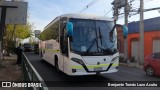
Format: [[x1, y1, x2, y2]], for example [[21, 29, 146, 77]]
[[22, 53, 49, 90]]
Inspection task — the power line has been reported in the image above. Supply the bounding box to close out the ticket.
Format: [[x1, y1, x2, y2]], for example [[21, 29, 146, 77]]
[[80, 0, 100, 13], [104, 8, 113, 16]]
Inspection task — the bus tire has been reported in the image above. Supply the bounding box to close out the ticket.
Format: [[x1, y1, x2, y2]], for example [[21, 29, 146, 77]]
[[55, 56, 59, 71]]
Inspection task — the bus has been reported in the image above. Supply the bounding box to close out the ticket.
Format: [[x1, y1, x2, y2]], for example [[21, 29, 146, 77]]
[[39, 14, 128, 76]]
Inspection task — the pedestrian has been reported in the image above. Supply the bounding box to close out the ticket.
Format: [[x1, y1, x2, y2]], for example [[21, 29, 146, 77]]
[[16, 43, 23, 65]]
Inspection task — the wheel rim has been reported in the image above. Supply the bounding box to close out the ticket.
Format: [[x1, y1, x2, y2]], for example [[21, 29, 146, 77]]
[[146, 67, 154, 76]]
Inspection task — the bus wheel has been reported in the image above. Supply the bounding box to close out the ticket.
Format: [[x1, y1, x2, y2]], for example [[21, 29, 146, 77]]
[[55, 58, 59, 71]]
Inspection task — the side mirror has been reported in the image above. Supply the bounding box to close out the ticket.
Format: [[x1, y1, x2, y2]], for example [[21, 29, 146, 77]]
[[56, 37, 59, 42], [66, 22, 73, 37], [122, 25, 128, 38]]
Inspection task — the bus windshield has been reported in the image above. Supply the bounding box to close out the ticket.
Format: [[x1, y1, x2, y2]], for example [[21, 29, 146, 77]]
[[69, 18, 117, 56]]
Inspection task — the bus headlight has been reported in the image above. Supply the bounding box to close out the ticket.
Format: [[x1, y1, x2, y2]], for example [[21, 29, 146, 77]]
[[71, 58, 84, 65], [111, 56, 119, 63]]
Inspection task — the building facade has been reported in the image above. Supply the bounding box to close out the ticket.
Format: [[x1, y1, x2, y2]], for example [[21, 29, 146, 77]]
[[117, 17, 160, 62]]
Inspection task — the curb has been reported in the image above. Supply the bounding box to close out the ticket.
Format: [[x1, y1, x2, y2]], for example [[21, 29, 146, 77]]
[[120, 63, 143, 69], [4, 55, 17, 60]]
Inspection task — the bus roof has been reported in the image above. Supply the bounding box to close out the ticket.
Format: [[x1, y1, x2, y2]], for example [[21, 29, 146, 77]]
[[61, 13, 112, 21], [44, 13, 113, 30]]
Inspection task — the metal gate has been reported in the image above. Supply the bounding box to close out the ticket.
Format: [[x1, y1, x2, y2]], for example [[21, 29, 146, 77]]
[[153, 39, 160, 53]]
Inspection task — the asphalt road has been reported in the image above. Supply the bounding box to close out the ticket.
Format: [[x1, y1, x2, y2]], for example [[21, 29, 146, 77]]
[[24, 52, 160, 90]]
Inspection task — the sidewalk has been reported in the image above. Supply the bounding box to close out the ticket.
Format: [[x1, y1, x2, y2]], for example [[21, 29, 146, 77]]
[[0, 55, 23, 90]]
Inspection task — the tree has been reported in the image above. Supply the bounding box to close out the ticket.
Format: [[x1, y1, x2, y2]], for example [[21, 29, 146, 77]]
[[3, 22, 33, 55], [39, 27, 58, 41]]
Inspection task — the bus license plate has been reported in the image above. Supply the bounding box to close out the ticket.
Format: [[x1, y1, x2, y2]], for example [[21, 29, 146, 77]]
[[94, 67, 102, 71]]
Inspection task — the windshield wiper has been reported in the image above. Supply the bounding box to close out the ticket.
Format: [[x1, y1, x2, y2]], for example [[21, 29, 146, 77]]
[[98, 27, 103, 47], [86, 25, 111, 54], [98, 47, 118, 55], [85, 27, 104, 54], [98, 27, 109, 51], [85, 22, 115, 54], [85, 37, 98, 54]]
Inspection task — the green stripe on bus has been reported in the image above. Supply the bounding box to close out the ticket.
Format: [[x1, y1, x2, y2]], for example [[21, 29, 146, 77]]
[[41, 48, 60, 52], [71, 63, 118, 69], [50, 50, 60, 52]]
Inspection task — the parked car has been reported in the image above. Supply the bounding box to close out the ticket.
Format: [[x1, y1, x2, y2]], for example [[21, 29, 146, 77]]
[[144, 52, 160, 76], [23, 43, 32, 52]]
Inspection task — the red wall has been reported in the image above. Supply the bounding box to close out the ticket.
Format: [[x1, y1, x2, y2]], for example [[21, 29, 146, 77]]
[[128, 31, 160, 59]]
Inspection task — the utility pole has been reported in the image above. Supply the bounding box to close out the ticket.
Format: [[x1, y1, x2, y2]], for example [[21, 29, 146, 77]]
[[113, 0, 118, 24], [0, 5, 17, 60], [139, 0, 144, 65], [124, 0, 128, 62], [0, 6, 7, 60], [111, 0, 129, 62]]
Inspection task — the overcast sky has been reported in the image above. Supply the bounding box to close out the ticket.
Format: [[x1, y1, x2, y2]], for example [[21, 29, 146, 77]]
[[27, 0, 160, 31]]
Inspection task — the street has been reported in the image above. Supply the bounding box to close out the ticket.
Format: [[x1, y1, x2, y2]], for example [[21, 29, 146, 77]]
[[24, 52, 160, 90]]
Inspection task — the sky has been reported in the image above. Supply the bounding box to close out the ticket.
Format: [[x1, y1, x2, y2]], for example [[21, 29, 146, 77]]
[[27, 0, 160, 32]]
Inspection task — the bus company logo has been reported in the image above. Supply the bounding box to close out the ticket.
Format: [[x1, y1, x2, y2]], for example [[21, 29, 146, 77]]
[[2, 82, 11, 87]]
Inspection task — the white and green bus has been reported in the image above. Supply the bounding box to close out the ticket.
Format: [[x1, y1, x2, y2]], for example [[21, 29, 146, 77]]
[[39, 14, 128, 76]]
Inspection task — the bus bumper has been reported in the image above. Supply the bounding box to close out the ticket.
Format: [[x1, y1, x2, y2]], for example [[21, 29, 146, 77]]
[[66, 64, 118, 76]]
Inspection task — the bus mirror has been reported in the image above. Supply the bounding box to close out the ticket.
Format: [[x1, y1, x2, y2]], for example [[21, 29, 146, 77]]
[[56, 37, 59, 42], [122, 25, 128, 38], [66, 22, 73, 37]]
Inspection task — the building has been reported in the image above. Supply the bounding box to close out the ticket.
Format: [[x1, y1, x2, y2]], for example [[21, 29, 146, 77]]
[[117, 17, 160, 62]]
